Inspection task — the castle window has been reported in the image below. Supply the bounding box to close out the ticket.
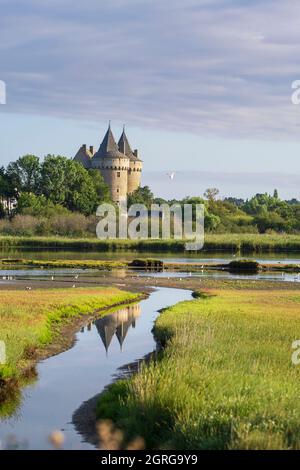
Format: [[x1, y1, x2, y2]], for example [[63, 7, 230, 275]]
[[117, 171, 120, 177]]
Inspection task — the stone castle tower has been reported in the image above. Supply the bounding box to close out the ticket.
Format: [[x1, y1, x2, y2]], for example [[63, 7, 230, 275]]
[[74, 124, 142, 203]]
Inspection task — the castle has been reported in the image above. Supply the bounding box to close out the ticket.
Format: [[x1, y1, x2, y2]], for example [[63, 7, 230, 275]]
[[73, 124, 142, 203], [95, 303, 141, 353]]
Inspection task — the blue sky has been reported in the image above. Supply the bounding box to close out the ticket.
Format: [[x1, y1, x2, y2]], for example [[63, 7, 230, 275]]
[[0, 0, 300, 199]]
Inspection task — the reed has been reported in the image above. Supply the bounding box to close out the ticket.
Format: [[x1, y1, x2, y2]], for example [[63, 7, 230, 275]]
[[0, 234, 300, 253]]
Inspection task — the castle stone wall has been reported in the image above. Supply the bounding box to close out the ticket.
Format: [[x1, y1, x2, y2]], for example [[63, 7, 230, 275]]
[[92, 155, 130, 203], [127, 159, 142, 194]]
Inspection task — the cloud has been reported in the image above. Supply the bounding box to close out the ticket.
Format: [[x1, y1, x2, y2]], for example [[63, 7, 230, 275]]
[[1, 0, 300, 139]]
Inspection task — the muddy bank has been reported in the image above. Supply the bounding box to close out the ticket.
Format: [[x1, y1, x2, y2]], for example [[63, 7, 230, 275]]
[[72, 351, 157, 448], [1, 269, 300, 293]]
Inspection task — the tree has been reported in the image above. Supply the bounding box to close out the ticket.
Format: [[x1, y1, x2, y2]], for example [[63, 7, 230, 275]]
[[40, 156, 111, 214], [127, 186, 154, 208], [40, 155, 68, 204], [204, 188, 220, 203], [224, 197, 245, 207], [254, 212, 287, 233], [182, 196, 205, 221], [17, 192, 69, 217], [64, 160, 99, 215], [6, 155, 40, 193], [88, 169, 111, 203], [0, 167, 10, 199]]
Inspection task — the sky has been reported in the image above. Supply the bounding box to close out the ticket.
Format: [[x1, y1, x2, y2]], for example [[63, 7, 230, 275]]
[[0, 0, 300, 200]]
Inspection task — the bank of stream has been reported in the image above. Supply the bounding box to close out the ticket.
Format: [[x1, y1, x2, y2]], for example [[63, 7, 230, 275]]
[[0, 287, 192, 450]]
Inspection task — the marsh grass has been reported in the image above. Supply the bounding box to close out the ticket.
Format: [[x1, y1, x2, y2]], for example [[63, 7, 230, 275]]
[[97, 288, 300, 449], [0, 258, 126, 269], [0, 233, 300, 252], [0, 287, 139, 382]]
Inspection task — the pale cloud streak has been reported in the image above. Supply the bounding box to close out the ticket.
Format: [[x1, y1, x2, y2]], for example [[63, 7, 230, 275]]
[[1, 0, 300, 139]]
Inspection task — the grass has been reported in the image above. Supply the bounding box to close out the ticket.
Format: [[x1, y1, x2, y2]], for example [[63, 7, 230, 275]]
[[0, 287, 140, 383], [1, 258, 299, 275], [0, 258, 126, 269], [0, 258, 163, 270], [97, 285, 300, 449], [0, 233, 300, 252]]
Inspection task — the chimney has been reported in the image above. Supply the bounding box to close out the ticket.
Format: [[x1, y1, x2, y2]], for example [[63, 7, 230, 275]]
[[89, 145, 94, 155], [82, 144, 87, 151], [134, 149, 138, 158]]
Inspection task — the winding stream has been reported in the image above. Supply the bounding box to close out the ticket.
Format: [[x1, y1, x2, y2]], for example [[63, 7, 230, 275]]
[[1, 249, 300, 449], [0, 287, 192, 450]]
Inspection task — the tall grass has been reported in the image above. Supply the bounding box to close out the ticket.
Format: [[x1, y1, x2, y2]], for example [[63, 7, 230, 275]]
[[0, 233, 300, 252], [97, 287, 300, 449]]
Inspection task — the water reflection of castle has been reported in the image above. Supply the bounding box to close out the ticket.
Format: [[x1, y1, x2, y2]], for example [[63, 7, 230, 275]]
[[94, 304, 141, 353]]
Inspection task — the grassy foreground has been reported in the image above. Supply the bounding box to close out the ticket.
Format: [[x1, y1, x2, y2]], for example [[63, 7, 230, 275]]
[[1, 233, 300, 252], [0, 287, 140, 383], [97, 285, 300, 449]]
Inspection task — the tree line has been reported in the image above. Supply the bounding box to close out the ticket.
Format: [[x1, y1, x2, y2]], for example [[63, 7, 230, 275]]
[[0, 154, 111, 217], [0, 154, 299, 235], [129, 186, 300, 234]]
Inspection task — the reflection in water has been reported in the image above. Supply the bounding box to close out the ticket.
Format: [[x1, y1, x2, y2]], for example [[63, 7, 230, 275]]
[[139, 270, 300, 283], [95, 304, 141, 353], [0, 288, 192, 449], [0, 247, 300, 263]]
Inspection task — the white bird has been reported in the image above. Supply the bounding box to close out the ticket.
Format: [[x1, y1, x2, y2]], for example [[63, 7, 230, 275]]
[[72, 284, 76, 288], [51, 276, 54, 281], [166, 171, 176, 180]]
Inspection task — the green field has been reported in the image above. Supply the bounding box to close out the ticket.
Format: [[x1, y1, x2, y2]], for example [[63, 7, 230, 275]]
[[0, 233, 300, 253], [97, 284, 300, 449]]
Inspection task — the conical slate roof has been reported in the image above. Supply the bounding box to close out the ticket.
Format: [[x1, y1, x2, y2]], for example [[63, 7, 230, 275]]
[[94, 124, 125, 159], [95, 315, 117, 353], [73, 145, 92, 168], [118, 128, 135, 159], [116, 321, 131, 350]]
